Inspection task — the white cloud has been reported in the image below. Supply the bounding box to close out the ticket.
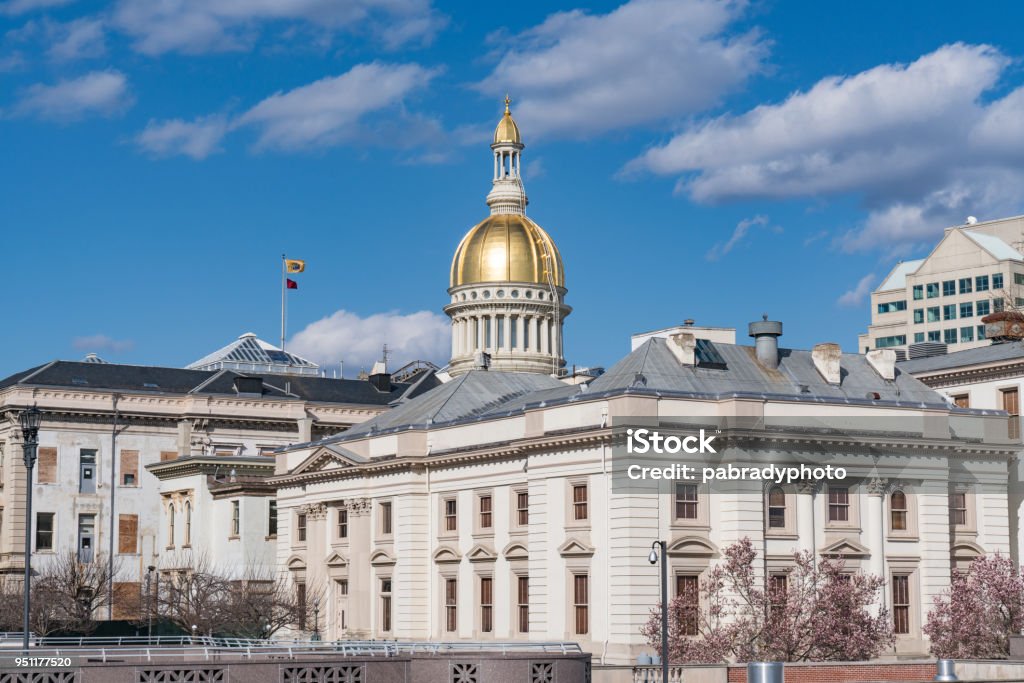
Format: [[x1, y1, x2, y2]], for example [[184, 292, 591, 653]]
[[705, 214, 776, 260], [111, 0, 444, 55], [136, 115, 229, 159], [289, 309, 450, 372], [11, 69, 132, 121], [72, 334, 135, 353], [0, 0, 74, 15], [626, 43, 1024, 253], [836, 273, 877, 308], [477, 0, 767, 138], [47, 18, 106, 61]]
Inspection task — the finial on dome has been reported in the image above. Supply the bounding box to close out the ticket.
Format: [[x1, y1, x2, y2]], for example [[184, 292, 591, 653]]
[[504, 94, 511, 114]]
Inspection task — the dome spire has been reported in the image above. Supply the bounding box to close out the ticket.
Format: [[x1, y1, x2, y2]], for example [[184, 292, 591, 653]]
[[489, 95, 527, 215], [504, 93, 511, 114]]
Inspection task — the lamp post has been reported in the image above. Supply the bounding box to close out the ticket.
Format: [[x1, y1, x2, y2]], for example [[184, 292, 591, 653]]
[[19, 405, 41, 654], [311, 597, 321, 642], [648, 540, 669, 683], [146, 565, 156, 640]]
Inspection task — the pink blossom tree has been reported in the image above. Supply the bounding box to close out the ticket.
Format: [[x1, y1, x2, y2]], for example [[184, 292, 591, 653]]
[[641, 538, 893, 663], [924, 553, 1024, 659]]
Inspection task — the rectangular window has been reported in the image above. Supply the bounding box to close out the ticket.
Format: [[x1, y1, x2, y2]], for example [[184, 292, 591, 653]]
[[877, 300, 907, 314], [496, 316, 505, 349], [769, 574, 788, 614], [913, 332, 925, 343], [875, 335, 906, 349], [927, 282, 940, 298], [913, 309, 924, 324], [381, 578, 392, 632], [160, 450, 177, 462], [77, 514, 95, 563], [912, 285, 923, 300], [978, 325, 987, 340], [120, 450, 139, 486], [480, 577, 493, 633], [37, 447, 57, 484], [927, 307, 940, 322], [573, 574, 589, 635], [950, 493, 967, 526], [943, 280, 956, 296], [960, 326, 974, 343], [380, 501, 393, 536], [676, 574, 699, 636], [572, 484, 589, 521], [479, 495, 492, 530], [444, 498, 457, 532], [994, 273, 1004, 289], [118, 514, 138, 554], [943, 304, 957, 321], [231, 500, 240, 536], [296, 513, 307, 543], [893, 575, 910, 635], [944, 329, 957, 345], [977, 275, 990, 292], [995, 297, 1005, 312], [36, 512, 54, 551], [297, 583, 307, 628], [960, 302, 973, 318], [1004, 388, 1019, 440], [828, 487, 849, 522], [675, 483, 698, 520], [516, 491, 529, 527], [517, 575, 529, 633], [79, 450, 96, 493], [928, 330, 941, 342], [977, 300, 991, 317], [338, 509, 348, 538], [1015, 273, 1024, 286], [445, 578, 458, 632], [510, 317, 518, 349], [952, 394, 970, 408], [268, 500, 278, 536], [959, 277, 973, 294]]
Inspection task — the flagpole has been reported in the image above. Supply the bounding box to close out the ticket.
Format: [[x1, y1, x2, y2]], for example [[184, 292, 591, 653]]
[[281, 253, 287, 351]]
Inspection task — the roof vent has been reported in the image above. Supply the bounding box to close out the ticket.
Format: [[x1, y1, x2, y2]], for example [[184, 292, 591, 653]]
[[683, 319, 695, 326], [748, 315, 783, 370], [666, 332, 696, 366], [865, 349, 896, 381], [908, 342, 947, 359], [632, 372, 647, 387], [812, 343, 842, 385]]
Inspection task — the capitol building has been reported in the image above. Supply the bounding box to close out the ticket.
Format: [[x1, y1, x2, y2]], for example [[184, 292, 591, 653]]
[[272, 102, 1015, 663]]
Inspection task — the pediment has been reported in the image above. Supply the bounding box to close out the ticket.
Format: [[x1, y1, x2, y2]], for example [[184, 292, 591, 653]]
[[370, 549, 396, 566], [820, 538, 871, 558], [324, 551, 348, 568], [290, 445, 366, 477], [467, 544, 497, 564], [503, 542, 529, 561], [286, 554, 306, 571], [667, 536, 718, 559], [432, 546, 462, 564], [558, 538, 595, 558], [951, 541, 986, 558]]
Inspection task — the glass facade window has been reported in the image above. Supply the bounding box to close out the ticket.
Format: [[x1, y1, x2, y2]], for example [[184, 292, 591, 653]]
[[913, 332, 924, 343], [959, 278, 973, 294], [960, 302, 973, 318], [912, 285, 923, 300], [994, 273, 1004, 289], [976, 275, 989, 292], [913, 309, 924, 324], [942, 280, 956, 296], [976, 300, 990, 317], [978, 325, 986, 340], [877, 301, 907, 314], [943, 304, 956, 321], [1015, 273, 1024, 286], [926, 283, 939, 298], [944, 329, 957, 344], [995, 298, 1005, 313], [927, 307, 940, 322], [961, 326, 974, 342], [875, 335, 906, 348], [927, 331, 941, 342]]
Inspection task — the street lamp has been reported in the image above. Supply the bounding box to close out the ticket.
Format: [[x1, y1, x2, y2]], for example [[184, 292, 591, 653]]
[[649, 540, 669, 683], [311, 596, 321, 642], [19, 405, 41, 654], [146, 565, 156, 641]]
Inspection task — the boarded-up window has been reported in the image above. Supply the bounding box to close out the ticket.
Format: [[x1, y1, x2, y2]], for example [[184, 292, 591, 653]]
[[37, 447, 57, 484], [160, 450, 177, 462], [112, 582, 141, 621], [118, 514, 138, 554], [1004, 388, 1020, 439], [120, 450, 139, 486]]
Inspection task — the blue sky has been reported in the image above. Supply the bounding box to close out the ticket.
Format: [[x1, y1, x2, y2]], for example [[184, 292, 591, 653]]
[[4, 0, 1024, 377]]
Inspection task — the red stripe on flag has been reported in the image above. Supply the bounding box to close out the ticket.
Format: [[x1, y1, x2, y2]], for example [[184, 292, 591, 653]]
[[286, 279, 298, 289]]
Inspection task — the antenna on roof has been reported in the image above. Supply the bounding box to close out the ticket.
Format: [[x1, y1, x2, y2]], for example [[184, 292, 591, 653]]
[[382, 344, 391, 371]]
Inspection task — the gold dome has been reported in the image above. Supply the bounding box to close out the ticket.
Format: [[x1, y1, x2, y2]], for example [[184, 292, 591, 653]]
[[450, 213, 565, 288], [493, 95, 522, 145]]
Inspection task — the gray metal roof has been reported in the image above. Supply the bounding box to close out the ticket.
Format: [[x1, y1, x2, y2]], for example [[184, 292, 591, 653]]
[[898, 341, 1024, 374]]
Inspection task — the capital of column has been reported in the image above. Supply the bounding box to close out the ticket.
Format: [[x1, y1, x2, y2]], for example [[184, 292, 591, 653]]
[[866, 477, 890, 496]]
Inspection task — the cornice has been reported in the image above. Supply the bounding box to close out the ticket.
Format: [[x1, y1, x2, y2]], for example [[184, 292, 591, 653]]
[[914, 361, 1024, 389]]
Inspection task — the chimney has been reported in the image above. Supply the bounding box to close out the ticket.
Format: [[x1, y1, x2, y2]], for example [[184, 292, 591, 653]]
[[865, 349, 896, 380], [812, 343, 842, 384], [666, 332, 696, 366], [748, 315, 783, 370], [368, 360, 391, 392]]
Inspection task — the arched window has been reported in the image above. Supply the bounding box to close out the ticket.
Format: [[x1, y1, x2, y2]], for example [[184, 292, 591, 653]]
[[890, 490, 908, 531], [184, 501, 192, 546], [768, 486, 786, 528]]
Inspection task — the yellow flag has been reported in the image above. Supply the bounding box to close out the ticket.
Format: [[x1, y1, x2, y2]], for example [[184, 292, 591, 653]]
[[285, 259, 306, 273]]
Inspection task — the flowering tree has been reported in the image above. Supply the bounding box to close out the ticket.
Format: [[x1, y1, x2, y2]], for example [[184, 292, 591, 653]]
[[641, 538, 893, 663], [924, 553, 1024, 659]]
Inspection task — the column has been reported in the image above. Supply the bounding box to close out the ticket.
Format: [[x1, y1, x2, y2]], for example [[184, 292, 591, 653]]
[[796, 482, 817, 557], [494, 153, 498, 180], [465, 317, 474, 354], [489, 315, 497, 351], [540, 317, 549, 355], [866, 479, 887, 600], [451, 320, 459, 359], [503, 312, 512, 350], [477, 316, 485, 353], [516, 315, 525, 353], [528, 316, 537, 353]]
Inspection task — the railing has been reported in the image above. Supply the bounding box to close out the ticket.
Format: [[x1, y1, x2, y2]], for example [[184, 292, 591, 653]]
[[632, 667, 685, 683]]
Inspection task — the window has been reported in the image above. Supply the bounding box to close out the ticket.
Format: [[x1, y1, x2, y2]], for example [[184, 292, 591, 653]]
[[338, 509, 348, 538], [297, 583, 307, 628], [960, 302, 973, 319], [380, 501, 393, 536], [573, 574, 589, 635], [516, 491, 529, 527], [928, 330, 941, 342], [517, 576, 529, 633], [296, 513, 307, 543], [912, 285, 923, 300], [1015, 273, 1024, 286], [676, 575, 699, 636], [572, 484, 589, 521], [913, 309, 924, 324], [231, 500, 240, 536], [952, 394, 970, 408], [381, 578, 392, 632], [942, 280, 956, 296], [268, 500, 278, 537], [978, 325, 987, 340], [167, 503, 175, 547], [79, 450, 96, 493], [445, 578, 458, 632], [893, 575, 910, 634], [769, 574, 788, 615], [977, 300, 991, 317], [977, 275, 990, 292], [875, 335, 906, 349], [959, 277, 973, 294], [479, 495, 492, 530], [960, 326, 975, 343], [877, 300, 907, 314], [913, 332, 925, 343], [944, 329, 957, 344], [36, 512, 54, 551], [768, 486, 786, 528], [37, 447, 56, 484], [510, 316, 518, 348], [890, 491, 908, 531], [77, 514, 95, 563], [675, 483, 698, 520], [444, 498, 457, 532], [119, 514, 138, 554], [480, 577, 493, 633], [950, 493, 967, 526], [496, 316, 505, 349], [995, 297, 1005, 312], [943, 304, 957, 321], [994, 273, 1004, 289], [927, 307, 940, 322], [1004, 388, 1019, 440], [184, 502, 191, 545], [927, 282, 940, 298], [828, 487, 849, 522], [160, 450, 177, 462], [120, 450, 138, 486], [1017, 298, 1024, 307]]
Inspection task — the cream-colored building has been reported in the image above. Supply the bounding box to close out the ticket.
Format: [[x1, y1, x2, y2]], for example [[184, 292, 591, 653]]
[[859, 215, 1024, 355]]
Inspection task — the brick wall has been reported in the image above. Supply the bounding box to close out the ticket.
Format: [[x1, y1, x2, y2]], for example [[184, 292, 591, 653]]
[[727, 662, 935, 682]]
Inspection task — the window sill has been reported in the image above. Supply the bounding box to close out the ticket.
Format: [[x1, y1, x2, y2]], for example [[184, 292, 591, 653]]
[[228, 536, 239, 542], [825, 524, 861, 532], [33, 549, 55, 554], [509, 528, 528, 537], [472, 530, 495, 539], [888, 535, 919, 543], [565, 521, 590, 530], [438, 532, 459, 541], [265, 535, 277, 541], [181, 544, 191, 549], [165, 546, 175, 551], [671, 522, 710, 531], [765, 532, 798, 540]]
